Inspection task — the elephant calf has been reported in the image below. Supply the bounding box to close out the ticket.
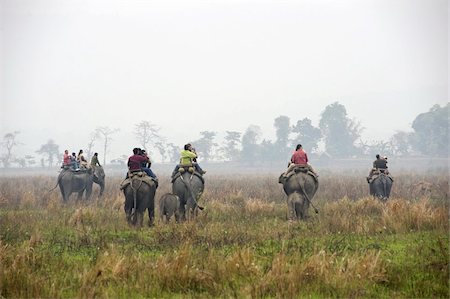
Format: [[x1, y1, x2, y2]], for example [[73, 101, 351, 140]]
[[159, 193, 180, 223]]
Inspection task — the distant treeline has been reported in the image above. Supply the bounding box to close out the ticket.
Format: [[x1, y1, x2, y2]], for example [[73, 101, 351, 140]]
[[0, 102, 448, 168]]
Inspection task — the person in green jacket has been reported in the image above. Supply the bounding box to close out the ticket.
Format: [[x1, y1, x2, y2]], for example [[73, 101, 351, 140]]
[[172, 143, 206, 176]]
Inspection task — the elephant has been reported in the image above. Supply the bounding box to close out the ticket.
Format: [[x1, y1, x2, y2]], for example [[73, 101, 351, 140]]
[[279, 167, 319, 220], [123, 176, 157, 227], [159, 193, 180, 223], [58, 166, 105, 201], [172, 170, 205, 221], [369, 173, 393, 201]]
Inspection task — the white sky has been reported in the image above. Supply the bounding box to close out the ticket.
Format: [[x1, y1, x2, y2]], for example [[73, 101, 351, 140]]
[[0, 0, 448, 161]]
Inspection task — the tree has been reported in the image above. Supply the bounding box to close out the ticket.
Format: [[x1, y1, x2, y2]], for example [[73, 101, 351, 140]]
[[167, 143, 180, 163], [36, 139, 60, 167], [0, 131, 20, 168], [96, 126, 120, 165], [273, 116, 291, 161], [241, 125, 261, 165], [85, 131, 100, 161], [25, 155, 36, 167], [194, 131, 217, 162], [134, 121, 163, 155], [410, 104, 449, 157], [363, 140, 392, 158], [389, 131, 413, 156], [259, 139, 278, 163], [154, 140, 168, 162], [319, 102, 362, 157], [220, 131, 241, 162], [291, 118, 322, 154]]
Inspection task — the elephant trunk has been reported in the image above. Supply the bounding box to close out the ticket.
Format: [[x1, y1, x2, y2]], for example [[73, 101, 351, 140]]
[[99, 180, 105, 196]]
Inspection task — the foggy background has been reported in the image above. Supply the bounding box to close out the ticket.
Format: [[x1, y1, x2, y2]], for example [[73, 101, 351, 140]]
[[0, 0, 448, 165]]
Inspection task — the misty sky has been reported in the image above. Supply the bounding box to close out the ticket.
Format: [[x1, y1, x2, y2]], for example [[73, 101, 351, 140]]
[[0, 0, 448, 161]]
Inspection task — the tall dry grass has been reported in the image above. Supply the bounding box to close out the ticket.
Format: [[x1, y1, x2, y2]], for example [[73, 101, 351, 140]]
[[0, 172, 448, 297]]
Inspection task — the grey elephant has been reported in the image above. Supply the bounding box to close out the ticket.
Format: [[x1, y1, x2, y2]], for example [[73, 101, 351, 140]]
[[172, 170, 204, 221], [369, 173, 393, 201], [279, 166, 319, 220], [58, 166, 105, 201], [122, 174, 157, 227], [159, 193, 180, 223]]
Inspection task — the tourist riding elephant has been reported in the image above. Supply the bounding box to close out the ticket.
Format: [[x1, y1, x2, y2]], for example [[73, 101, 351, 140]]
[[58, 166, 105, 201], [279, 167, 319, 220], [369, 173, 393, 201], [172, 170, 204, 221], [123, 175, 157, 226]]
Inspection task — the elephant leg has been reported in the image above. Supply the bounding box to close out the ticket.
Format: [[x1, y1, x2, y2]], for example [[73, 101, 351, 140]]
[[160, 211, 165, 224], [77, 191, 83, 200], [137, 211, 144, 227], [287, 196, 296, 220], [294, 201, 301, 220], [179, 203, 186, 222], [85, 187, 93, 200], [126, 211, 132, 224], [302, 198, 310, 220], [190, 208, 196, 221], [64, 190, 71, 201], [148, 207, 155, 227]]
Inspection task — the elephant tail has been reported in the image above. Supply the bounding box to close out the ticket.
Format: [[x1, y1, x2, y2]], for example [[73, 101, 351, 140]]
[[180, 175, 204, 211], [130, 178, 143, 222], [48, 170, 69, 193], [382, 174, 388, 199], [294, 174, 318, 214]]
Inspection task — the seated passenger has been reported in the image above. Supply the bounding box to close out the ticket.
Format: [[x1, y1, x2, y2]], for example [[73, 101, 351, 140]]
[[127, 148, 149, 176], [90, 152, 101, 170], [140, 149, 157, 180], [77, 149, 89, 169], [368, 154, 389, 180], [172, 143, 206, 176], [70, 152, 78, 170], [283, 144, 318, 177], [62, 150, 71, 169]]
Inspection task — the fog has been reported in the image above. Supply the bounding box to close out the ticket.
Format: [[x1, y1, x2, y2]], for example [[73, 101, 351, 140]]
[[0, 0, 448, 162]]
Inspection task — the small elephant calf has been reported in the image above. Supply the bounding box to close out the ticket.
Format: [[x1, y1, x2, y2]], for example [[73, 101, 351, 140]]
[[159, 193, 180, 223]]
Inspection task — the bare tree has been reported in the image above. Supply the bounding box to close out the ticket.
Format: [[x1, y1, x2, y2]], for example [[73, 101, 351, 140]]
[[134, 121, 163, 155], [36, 139, 60, 167], [85, 131, 100, 160], [96, 126, 120, 166], [154, 140, 168, 162], [0, 131, 20, 168], [167, 143, 180, 163]]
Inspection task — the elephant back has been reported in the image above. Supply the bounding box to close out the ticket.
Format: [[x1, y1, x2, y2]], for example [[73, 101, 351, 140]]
[[369, 172, 394, 184], [282, 171, 318, 198]]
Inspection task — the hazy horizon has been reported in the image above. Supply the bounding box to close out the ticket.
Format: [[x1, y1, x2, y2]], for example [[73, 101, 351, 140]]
[[1, 0, 448, 162]]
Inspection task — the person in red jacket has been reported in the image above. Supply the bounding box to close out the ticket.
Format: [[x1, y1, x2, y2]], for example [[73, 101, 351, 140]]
[[283, 144, 318, 177], [127, 148, 149, 173]]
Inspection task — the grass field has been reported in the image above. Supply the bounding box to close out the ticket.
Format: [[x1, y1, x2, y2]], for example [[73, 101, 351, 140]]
[[0, 172, 448, 298]]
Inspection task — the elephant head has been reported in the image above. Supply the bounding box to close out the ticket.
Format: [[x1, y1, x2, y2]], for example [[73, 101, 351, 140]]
[[93, 166, 105, 196]]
